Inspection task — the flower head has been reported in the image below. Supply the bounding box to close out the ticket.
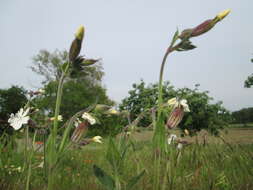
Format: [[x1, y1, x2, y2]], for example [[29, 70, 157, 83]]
[[167, 98, 190, 112], [91, 136, 103, 144], [167, 134, 177, 144], [50, 115, 63, 121], [106, 108, 120, 115], [166, 98, 190, 129], [8, 108, 30, 130], [82, 112, 96, 125], [179, 9, 231, 39]]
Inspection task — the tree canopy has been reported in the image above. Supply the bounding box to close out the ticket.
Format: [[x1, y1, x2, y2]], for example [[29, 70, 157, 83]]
[[120, 80, 231, 135], [244, 58, 253, 88]]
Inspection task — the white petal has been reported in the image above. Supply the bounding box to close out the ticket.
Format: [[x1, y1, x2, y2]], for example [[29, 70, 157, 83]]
[[167, 98, 177, 106], [180, 99, 190, 112]]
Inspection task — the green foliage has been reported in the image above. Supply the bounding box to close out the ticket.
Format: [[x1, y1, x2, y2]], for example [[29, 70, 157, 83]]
[[232, 107, 253, 124], [1, 140, 253, 189], [30, 49, 120, 136], [244, 58, 253, 88], [30, 49, 104, 85], [93, 165, 116, 190], [120, 80, 230, 135], [0, 86, 27, 135]]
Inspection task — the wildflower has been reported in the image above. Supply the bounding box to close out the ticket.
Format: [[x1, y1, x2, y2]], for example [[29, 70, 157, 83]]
[[216, 9, 231, 21], [166, 98, 190, 129], [184, 129, 190, 136], [75, 25, 85, 40], [82, 112, 96, 125], [94, 104, 112, 112], [167, 134, 177, 144], [106, 108, 120, 115], [69, 25, 85, 62], [167, 98, 190, 112], [74, 118, 82, 128], [179, 9, 231, 39], [8, 108, 30, 130], [35, 141, 44, 145], [71, 121, 88, 143], [49, 115, 63, 121], [38, 161, 44, 168], [177, 143, 183, 149], [91, 136, 103, 144]]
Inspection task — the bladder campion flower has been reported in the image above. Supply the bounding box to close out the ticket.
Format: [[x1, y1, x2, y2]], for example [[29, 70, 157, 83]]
[[8, 108, 30, 130], [179, 9, 231, 39], [166, 98, 190, 129], [49, 115, 63, 121], [167, 134, 177, 145], [69, 25, 85, 62], [82, 112, 96, 125], [91, 136, 103, 144]]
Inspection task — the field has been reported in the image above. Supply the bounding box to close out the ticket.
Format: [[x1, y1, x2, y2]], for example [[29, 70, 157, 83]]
[[1, 128, 253, 190]]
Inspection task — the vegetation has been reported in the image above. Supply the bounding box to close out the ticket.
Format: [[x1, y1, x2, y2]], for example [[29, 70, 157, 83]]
[[1, 9, 252, 190], [120, 81, 231, 136]]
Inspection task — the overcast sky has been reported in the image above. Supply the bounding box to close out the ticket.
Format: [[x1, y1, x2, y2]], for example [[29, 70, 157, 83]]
[[0, 0, 252, 111]]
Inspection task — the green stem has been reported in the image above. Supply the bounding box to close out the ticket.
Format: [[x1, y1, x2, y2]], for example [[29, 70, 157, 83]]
[[153, 47, 172, 151], [47, 63, 69, 190]]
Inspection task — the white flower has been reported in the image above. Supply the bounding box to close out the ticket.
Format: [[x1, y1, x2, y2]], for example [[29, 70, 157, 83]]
[[82, 112, 96, 125], [177, 143, 183, 149], [50, 115, 63, 121], [167, 134, 177, 144], [167, 97, 190, 112], [74, 118, 82, 128], [38, 88, 45, 94], [91, 136, 102, 143], [8, 108, 30, 130], [106, 108, 119, 115]]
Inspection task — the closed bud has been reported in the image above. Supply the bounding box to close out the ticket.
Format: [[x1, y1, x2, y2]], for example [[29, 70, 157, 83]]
[[69, 25, 85, 62], [75, 25, 85, 41], [216, 9, 231, 21], [191, 19, 215, 37], [179, 9, 231, 39]]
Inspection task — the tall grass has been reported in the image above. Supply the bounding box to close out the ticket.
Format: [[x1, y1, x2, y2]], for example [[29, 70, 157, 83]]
[[1, 136, 252, 190]]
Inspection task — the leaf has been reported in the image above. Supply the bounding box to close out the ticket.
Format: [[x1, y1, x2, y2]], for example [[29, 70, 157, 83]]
[[126, 170, 146, 190], [170, 29, 179, 47], [93, 165, 115, 190], [106, 138, 121, 169], [176, 40, 196, 51]]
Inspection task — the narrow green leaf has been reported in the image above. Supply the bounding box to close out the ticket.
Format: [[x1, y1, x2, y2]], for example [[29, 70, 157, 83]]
[[170, 29, 179, 47], [126, 170, 146, 190], [93, 165, 115, 190]]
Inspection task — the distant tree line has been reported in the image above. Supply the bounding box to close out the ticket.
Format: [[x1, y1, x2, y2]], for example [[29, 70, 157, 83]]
[[232, 107, 253, 124]]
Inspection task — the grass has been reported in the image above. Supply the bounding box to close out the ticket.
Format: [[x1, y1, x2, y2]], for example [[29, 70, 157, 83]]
[[1, 128, 253, 190]]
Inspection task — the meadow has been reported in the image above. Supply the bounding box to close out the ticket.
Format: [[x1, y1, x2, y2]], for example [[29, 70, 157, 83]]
[[1, 128, 253, 190], [2, 9, 252, 190]]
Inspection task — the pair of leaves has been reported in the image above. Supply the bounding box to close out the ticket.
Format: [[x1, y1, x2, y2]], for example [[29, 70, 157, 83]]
[[93, 164, 145, 190], [176, 40, 196, 51]]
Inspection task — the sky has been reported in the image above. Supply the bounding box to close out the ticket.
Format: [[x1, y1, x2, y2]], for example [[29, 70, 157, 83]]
[[0, 0, 252, 111]]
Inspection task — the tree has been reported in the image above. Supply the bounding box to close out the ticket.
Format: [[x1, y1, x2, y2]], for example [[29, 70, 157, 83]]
[[30, 49, 118, 136], [0, 86, 27, 135], [120, 80, 230, 135], [232, 107, 253, 124], [244, 58, 253, 88], [30, 49, 104, 85], [33, 79, 114, 119]]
